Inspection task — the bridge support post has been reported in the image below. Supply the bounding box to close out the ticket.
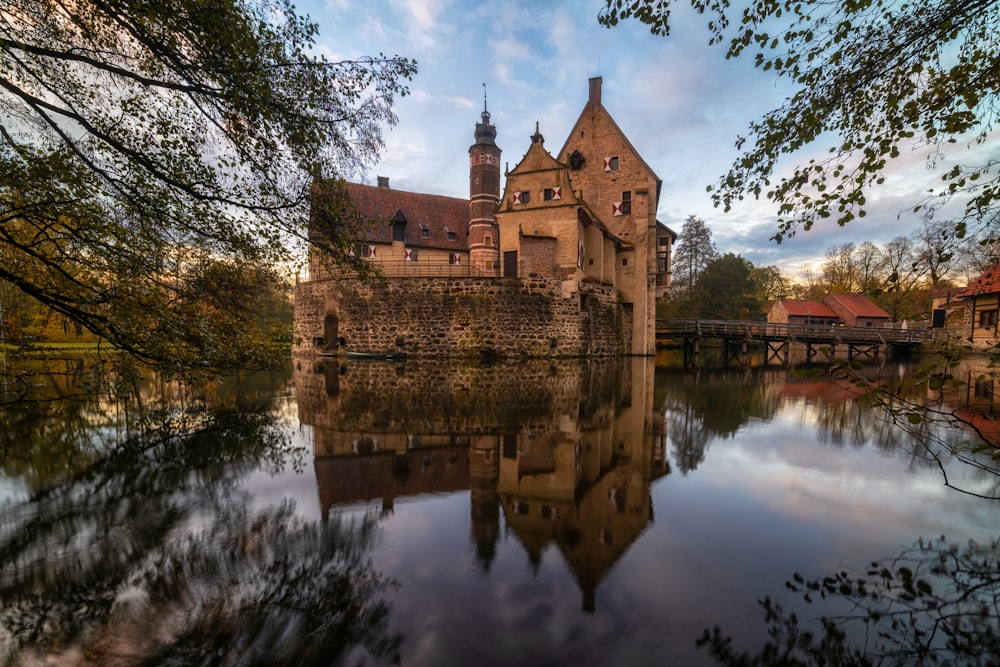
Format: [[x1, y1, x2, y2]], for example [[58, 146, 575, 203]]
[[766, 340, 789, 366], [684, 337, 700, 367]]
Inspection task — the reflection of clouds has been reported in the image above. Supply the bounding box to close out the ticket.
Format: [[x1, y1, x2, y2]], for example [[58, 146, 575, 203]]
[[366, 494, 648, 666], [701, 415, 997, 551]]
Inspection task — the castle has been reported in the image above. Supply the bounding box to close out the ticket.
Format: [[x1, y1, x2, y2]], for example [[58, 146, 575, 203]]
[[294, 77, 675, 358]]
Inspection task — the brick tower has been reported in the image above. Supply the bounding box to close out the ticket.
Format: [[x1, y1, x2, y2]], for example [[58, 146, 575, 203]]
[[468, 97, 501, 275]]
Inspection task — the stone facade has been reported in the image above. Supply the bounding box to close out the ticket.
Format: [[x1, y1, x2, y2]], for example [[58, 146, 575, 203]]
[[957, 260, 1000, 347], [496, 77, 664, 355], [294, 275, 623, 358], [296, 77, 673, 359]]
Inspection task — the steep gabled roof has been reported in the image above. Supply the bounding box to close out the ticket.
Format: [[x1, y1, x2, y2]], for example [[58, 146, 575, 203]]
[[558, 77, 663, 209], [776, 299, 838, 318], [957, 260, 1000, 298], [656, 220, 678, 240], [506, 125, 566, 176], [825, 293, 890, 318], [333, 181, 470, 250]]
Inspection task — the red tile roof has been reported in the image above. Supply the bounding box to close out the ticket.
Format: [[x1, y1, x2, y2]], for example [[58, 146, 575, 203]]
[[957, 261, 1000, 297], [317, 180, 471, 250], [777, 299, 838, 318], [825, 293, 890, 318]]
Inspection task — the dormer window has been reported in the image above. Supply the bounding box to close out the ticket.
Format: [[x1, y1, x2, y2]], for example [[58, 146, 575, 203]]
[[419, 224, 430, 238], [445, 227, 456, 241], [569, 150, 585, 170], [391, 210, 407, 242]]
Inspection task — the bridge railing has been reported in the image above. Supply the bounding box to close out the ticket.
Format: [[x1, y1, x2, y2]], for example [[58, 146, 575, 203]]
[[656, 319, 932, 345]]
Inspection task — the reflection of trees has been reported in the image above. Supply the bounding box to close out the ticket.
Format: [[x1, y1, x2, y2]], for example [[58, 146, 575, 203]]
[[839, 356, 1000, 500], [658, 362, 979, 478], [659, 369, 781, 474], [0, 402, 399, 665], [0, 355, 294, 491], [697, 536, 1000, 666]]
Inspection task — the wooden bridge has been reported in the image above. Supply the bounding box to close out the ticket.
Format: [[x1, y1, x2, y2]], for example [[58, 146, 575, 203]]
[[656, 319, 933, 366]]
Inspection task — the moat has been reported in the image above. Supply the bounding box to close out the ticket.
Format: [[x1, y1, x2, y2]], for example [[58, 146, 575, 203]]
[[1, 353, 998, 665]]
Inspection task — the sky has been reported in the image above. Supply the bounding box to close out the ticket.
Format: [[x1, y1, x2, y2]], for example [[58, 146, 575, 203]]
[[297, 0, 966, 277]]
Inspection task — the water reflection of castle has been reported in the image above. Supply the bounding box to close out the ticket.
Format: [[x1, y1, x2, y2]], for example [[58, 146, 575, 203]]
[[294, 357, 668, 612]]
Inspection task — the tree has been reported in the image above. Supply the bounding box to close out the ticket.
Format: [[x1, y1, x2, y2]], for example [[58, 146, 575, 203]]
[[820, 242, 862, 294], [691, 253, 759, 319], [698, 537, 1000, 665], [911, 215, 963, 288], [1, 0, 415, 373], [599, 0, 1000, 245], [877, 236, 926, 320], [749, 264, 793, 313], [671, 215, 718, 299]]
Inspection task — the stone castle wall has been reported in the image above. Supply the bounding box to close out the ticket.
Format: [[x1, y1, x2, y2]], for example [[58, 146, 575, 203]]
[[294, 357, 626, 435], [294, 276, 624, 358]]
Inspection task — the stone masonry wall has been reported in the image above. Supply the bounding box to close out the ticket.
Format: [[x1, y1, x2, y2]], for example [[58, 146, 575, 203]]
[[294, 276, 624, 358]]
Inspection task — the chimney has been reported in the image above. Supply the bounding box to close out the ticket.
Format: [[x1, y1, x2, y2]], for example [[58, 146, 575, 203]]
[[377, 176, 390, 188], [588, 77, 602, 107]]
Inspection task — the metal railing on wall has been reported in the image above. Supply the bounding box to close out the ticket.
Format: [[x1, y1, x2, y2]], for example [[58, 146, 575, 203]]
[[305, 259, 505, 281]]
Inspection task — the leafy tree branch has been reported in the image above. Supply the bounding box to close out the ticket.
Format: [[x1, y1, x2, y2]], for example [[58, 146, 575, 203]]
[[1, 0, 416, 373]]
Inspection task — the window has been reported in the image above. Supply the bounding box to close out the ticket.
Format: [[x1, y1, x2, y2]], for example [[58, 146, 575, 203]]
[[621, 191, 631, 214], [543, 187, 561, 201], [484, 235, 492, 246], [980, 309, 998, 328], [513, 190, 531, 204], [391, 211, 407, 242], [447, 230, 456, 241], [404, 248, 417, 261], [420, 225, 430, 238], [976, 378, 995, 399], [621, 258, 628, 266], [392, 221, 406, 242], [604, 156, 619, 171], [449, 253, 461, 265]]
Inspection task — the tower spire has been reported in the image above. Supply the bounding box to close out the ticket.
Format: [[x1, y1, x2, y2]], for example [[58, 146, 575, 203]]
[[481, 82, 491, 125]]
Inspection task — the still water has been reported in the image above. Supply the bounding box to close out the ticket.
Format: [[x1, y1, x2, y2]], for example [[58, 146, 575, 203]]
[[1, 353, 999, 666]]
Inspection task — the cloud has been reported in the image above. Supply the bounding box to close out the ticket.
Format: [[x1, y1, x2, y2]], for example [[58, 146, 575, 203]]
[[299, 0, 992, 278]]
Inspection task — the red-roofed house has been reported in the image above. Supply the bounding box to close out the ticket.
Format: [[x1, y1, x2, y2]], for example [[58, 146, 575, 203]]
[[957, 260, 1000, 345], [767, 294, 891, 327], [825, 294, 891, 327], [767, 299, 839, 326]]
